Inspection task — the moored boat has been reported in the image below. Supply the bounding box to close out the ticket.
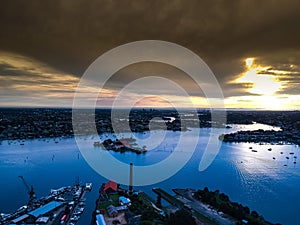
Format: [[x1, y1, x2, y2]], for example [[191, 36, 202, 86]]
[[85, 182, 92, 191]]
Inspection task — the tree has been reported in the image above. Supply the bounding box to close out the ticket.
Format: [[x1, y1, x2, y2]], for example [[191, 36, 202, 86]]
[[243, 206, 250, 215], [166, 210, 196, 225], [219, 193, 229, 202], [251, 210, 259, 218], [141, 209, 157, 221]]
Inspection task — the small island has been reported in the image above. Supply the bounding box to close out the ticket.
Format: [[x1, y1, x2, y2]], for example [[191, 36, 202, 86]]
[[94, 137, 147, 154]]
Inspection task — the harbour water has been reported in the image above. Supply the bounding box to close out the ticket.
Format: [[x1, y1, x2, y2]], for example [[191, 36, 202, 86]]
[[0, 124, 299, 225]]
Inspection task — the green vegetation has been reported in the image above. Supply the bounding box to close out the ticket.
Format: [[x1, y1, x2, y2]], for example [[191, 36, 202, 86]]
[[153, 188, 184, 207], [96, 185, 278, 225], [128, 194, 165, 224], [98, 201, 115, 210], [166, 209, 196, 225], [129, 194, 154, 215], [110, 193, 120, 202], [97, 187, 231, 225], [97, 193, 120, 210], [195, 187, 277, 225]]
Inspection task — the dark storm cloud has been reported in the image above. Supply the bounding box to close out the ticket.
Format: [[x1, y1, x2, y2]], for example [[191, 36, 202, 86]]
[[0, 0, 300, 100], [103, 61, 258, 98]]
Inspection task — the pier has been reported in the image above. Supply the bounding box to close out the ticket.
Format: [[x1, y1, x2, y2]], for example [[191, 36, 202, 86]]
[[152, 188, 184, 208]]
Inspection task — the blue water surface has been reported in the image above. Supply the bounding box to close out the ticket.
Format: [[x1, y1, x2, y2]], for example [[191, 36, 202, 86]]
[[0, 125, 299, 225]]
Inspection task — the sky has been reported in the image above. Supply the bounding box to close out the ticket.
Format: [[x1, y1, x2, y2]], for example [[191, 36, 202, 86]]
[[0, 0, 299, 109]]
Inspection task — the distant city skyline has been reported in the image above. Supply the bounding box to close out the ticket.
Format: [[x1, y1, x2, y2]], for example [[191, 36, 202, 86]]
[[0, 1, 299, 109]]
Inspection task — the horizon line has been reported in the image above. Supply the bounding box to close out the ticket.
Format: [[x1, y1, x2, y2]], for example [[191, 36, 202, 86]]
[[0, 106, 298, 112]]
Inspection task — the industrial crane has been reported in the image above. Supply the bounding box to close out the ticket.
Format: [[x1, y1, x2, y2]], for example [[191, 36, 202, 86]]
[[18, 176, 36, 209]]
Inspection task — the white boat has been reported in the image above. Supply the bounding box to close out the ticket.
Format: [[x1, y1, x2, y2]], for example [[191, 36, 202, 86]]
[[73, 211, 82, 215], [79, 202, 85, 206], [85, 182, 92, 191], [17, 205, 27, 213], [70, 215, 80, 222], [74, 207, 84, 215]]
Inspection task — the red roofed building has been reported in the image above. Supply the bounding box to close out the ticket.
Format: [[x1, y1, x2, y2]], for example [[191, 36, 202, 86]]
[[103, 180, 118, 193]]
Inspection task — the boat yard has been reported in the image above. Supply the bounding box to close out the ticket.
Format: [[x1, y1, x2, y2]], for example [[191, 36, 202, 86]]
[[0, 183, 92, 225]]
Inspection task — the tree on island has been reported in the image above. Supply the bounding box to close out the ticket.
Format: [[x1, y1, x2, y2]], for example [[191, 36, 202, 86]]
[[166, 209, 196, 225]]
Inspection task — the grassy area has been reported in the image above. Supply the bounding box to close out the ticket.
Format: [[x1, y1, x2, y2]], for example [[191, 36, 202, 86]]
[[133, 194, 153, 209], [98, 193, 120, 210], [109, 193, 120, 202], [98, 201, 113, 210]]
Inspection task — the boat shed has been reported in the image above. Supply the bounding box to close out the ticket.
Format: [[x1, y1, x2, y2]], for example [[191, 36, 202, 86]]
[[96, 214, 106, 225], [104, 180, 118, 193], [10, 214, 30, 224], [28, 201, 62, 218]]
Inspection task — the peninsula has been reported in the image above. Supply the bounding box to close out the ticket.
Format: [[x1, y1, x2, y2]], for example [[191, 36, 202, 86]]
[[92, 182, 280, 225]]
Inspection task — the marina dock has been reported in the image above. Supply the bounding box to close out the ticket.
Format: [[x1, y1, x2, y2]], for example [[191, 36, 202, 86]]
[[0, 183, 92, 225]]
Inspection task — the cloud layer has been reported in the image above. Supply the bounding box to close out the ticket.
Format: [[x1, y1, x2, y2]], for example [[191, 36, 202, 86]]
[[0, 0, 299, 108]]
